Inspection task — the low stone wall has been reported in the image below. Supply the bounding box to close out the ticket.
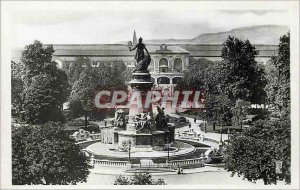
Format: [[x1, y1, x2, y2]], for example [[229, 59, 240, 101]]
[[92, 159, 128, 167], [91, 157, 206, 169], [169, 157, 205, 167]]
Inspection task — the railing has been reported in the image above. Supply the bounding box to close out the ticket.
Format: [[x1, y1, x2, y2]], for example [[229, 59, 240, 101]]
[[90, 157, 206, 168], [169, 157, 205, 167], [130, 163, 169, 168], [92, 159, 128, 167]]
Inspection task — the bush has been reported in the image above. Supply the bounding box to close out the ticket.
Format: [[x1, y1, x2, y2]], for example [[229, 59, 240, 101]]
[[114, 173, 166, 185]]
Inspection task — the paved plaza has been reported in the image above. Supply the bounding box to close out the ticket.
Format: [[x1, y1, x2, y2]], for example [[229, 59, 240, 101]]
[[79, 168, 269, 186], [78, 114, 262, 186], [170, 114, 228, 146]]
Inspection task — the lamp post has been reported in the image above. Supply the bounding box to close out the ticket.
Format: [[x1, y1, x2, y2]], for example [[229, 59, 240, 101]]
[[220, 125, 223, 143], [128, 140, 131, 162], [167, 144, 170, 163]]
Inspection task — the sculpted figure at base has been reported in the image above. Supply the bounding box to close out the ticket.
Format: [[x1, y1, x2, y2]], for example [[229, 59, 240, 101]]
[[155, 106, 168, 129], [114, 109, 126, 129], [133, 112, 151, 132]]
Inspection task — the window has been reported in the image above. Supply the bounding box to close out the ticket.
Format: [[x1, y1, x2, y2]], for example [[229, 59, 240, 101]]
[[173, 58, 183, 72], [157, 77, 170, 84], [172, 77, 183, 84], [159, 58, 169, 73]]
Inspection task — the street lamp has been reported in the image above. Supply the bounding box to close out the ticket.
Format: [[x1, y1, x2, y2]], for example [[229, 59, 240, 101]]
[[128, 140, 131, 162], [167, 144, 170, 163], [204, 109, 207, 133], [220, 125, 223, 143]]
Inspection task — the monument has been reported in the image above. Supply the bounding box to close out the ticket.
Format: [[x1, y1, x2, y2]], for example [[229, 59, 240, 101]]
[[114, 37, 174, 152]]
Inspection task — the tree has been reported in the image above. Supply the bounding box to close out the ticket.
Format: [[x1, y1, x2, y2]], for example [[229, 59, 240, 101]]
[[224, 120, 290, 185], [114, 173, 166, 185], [220, 36, 267, 104], [12, 122, 90, 185], [69, 60, 129, 124], [231, 99, 251, 129], [21, 40, 55, 87], [272, 33, 290, 118], [67, 57, 92, 85], [23, 63, 69, 124], [11, 61, 25, 116], [264, 58, 279, 106], [177, 58, 214, 91], [178, 58, 234, 125], [204, 94, 233, 126], [18, 41, 69, 124]]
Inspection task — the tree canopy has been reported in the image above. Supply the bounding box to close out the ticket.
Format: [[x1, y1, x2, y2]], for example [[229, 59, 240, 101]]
[[223, 33, 291, 185], [68, 60, 129, 122], [23, 63, 69, 124], [21, 40, 55, 86], [272, 33, 290, 118], [220, 36, 267, 104], [12, 122, 90, 185], [224, 120, 290, 185], [20, 41, 69, 124], [11, 61, 25, 115], [231, 99, 251, 129], [177, 57, 214, 91]]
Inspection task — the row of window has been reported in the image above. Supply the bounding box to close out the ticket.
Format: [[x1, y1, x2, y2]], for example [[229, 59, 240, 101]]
[[152, 76, 183, 85], [71, 57, 184, 72], [149, 57, 183, 73]]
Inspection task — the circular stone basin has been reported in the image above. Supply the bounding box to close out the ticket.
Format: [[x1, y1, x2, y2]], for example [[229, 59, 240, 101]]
[[85, 141, 195, 159]]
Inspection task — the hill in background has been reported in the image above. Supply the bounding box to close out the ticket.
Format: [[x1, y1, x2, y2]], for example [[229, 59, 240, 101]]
[[120, 25, 289, 45]]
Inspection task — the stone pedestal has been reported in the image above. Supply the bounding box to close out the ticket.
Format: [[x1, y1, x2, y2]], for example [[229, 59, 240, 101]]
[[114, 70, 174, 152]]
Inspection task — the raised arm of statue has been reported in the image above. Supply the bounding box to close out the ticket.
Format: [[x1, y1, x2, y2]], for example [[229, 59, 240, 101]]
[[130, 44, 137, 52]]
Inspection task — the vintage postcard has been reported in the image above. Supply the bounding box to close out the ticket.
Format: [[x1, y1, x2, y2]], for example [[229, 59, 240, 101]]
[[1, 1, 299, 189]]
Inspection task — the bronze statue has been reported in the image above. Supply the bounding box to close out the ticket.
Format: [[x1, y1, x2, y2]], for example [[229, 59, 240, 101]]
[[155, 106, 168, 129], [128, 37, 151, 72]]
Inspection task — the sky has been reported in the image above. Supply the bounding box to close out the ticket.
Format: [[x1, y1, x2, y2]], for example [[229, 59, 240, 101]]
[[5, 1, 291, 48]]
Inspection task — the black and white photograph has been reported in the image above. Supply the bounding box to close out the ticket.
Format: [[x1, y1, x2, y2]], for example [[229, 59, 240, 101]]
[[1, 1, 299, 189]]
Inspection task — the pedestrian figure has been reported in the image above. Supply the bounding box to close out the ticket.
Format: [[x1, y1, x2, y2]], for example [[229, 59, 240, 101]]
[[177, 165, 181, 174], [180, 167, 184, 174], [194, 118, 196, 123], [189, 123, 191, 129]]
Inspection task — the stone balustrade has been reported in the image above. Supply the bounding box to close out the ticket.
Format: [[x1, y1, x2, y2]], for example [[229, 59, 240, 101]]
[[92, 159, 128, 167], [90, 157, 206, 168], [169, 157, 206, 167]]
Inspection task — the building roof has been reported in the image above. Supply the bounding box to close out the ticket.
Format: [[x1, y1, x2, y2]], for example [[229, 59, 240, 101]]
[[51, 44, 190, 57], [11, 43, 278, 62], [175, 44, 278, 57]]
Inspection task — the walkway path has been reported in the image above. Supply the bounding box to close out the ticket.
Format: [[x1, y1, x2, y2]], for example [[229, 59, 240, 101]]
[[169, 113, 228, 148]]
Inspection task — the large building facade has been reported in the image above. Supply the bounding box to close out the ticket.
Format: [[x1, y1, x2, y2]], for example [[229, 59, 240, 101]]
[[12, 32, 279, 91]]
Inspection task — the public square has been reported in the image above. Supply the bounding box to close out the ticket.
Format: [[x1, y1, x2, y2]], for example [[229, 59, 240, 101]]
[[5, 1, 297, 188]]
